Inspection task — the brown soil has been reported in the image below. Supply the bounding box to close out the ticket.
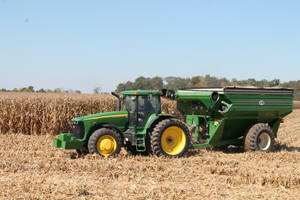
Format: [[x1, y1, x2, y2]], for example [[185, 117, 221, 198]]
[[0, 111, 299, 199], [294, 101, 300, 109]]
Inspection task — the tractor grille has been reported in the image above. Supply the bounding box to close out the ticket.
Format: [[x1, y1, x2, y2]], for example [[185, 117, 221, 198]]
[[72, 121, 85, 139]]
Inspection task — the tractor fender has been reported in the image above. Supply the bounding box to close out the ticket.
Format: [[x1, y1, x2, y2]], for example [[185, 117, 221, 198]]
[[87, 123, 124, 142], [145, 114, 174, 133]]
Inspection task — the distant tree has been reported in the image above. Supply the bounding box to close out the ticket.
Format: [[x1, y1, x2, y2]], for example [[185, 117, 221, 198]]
[[38, 88, 46, 93], [191, 76, 200, 86], [231, 78, 238, 86], [115, 83, 126, 93], [75, 90, 81, 94], [115, 81, 134, 92], [20, 87, 28, 92], [151, 76, 164, 90], [256, 79, 269, 87], [135, 76, 148, 90], [165, 76, 188, 89], [54, 88, 62, 93], [204, 75, 220, 87], [93, 87, 102, 94], [248, 78, 257, 86], [28, 86, 34, 92], [269, 79, 280, 87]]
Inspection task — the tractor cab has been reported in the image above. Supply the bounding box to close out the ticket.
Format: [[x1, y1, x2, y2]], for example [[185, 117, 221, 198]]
[[122, 91, 161, 128], [119, 90, 165, 153]]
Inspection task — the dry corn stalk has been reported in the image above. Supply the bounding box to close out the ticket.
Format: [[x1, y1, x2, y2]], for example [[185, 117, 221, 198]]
[[0, 92, 178, 135]]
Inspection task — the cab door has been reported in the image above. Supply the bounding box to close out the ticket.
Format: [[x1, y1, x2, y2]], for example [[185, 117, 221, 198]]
[[137, 95, 161, 127], [123, 95, 138, 128]]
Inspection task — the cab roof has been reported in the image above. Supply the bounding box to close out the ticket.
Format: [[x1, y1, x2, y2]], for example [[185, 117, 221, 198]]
[[120, 90, 161, 95]]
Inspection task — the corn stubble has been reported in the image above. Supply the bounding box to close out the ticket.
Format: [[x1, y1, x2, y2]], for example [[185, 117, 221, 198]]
[[0, 92, 299, 199]]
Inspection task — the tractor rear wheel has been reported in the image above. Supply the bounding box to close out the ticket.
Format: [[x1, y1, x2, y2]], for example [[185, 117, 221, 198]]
[[151, 119, 190, 157], [244, 123, 275, 152], [88, 128, 122, 157]]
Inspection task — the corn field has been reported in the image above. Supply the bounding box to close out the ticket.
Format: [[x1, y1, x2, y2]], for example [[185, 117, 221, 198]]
[[0, 92, 179, 135], [0, 92, 299, 199]]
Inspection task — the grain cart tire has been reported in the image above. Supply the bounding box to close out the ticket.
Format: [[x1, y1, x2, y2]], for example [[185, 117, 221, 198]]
[[88, 128, 122, 157], [244, 123, 275, 152], [151, 119, 190, 157]]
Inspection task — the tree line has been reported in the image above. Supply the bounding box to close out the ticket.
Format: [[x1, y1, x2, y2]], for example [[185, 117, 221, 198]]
[[115, 75, 300, 100], [1, 75, 299, 100], [1, 86, 82, 94]]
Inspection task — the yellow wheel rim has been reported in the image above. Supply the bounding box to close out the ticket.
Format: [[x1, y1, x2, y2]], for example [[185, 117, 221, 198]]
[[161, 126, 186, 155], [97, 135, 117, 156]]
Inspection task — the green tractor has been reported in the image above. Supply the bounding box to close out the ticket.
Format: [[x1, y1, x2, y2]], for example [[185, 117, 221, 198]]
[[53, 90, 190, 157]]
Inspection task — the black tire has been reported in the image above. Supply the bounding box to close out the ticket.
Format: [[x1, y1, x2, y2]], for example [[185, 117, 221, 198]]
[[244, 123, 275, 152], [88, 128, 122, 157], [151, 118, 190, 157]]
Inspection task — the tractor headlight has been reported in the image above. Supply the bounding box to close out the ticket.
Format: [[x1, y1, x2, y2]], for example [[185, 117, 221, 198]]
[[71, 121, 84, 139]]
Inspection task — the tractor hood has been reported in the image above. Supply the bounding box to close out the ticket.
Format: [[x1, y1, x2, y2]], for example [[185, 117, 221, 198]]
[[72, 111, 128, 122]]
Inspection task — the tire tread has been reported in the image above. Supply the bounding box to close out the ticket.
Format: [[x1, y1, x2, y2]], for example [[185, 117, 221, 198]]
[[88, 128, 122, 156], [150, 118, 190, 157], [244, 123, 275, 152]]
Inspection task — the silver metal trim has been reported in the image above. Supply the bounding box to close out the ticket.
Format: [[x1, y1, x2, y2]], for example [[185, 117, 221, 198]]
[[232, 101, 292, 105]]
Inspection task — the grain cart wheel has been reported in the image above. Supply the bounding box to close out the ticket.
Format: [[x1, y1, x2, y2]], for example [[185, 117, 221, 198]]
[[244, 123, 275, 152], [151, 119, 190, 157], [88, 128, 122, 157]]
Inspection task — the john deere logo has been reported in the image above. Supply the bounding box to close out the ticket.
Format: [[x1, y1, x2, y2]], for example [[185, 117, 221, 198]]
[[259, 100, 265, 106]]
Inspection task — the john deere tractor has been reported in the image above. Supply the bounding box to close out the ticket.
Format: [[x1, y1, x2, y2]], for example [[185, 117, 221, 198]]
[[53, 90, 190, 157]]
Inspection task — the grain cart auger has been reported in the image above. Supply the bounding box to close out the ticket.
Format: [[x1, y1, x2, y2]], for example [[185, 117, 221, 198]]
[[53, 90, 191, 157], [164, 87, 293, 152]]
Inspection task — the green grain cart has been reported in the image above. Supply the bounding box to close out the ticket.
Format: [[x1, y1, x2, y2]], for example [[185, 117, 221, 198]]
[[165, 87, 293, 152], [53, 87, 293, 157]]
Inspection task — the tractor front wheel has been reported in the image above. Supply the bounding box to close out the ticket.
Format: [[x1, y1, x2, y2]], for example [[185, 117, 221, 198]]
[[151, 119, 190, 157], [244, 123, 275, 152], [88, 128, 122, 157]]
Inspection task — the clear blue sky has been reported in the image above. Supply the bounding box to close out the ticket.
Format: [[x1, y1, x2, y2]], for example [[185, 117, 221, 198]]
[[0, 0, 299, 93]]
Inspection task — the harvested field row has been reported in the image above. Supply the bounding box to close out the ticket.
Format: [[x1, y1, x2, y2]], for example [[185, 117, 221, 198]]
[[0, 110, 299, 199], [294, 101, 300, 109]]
